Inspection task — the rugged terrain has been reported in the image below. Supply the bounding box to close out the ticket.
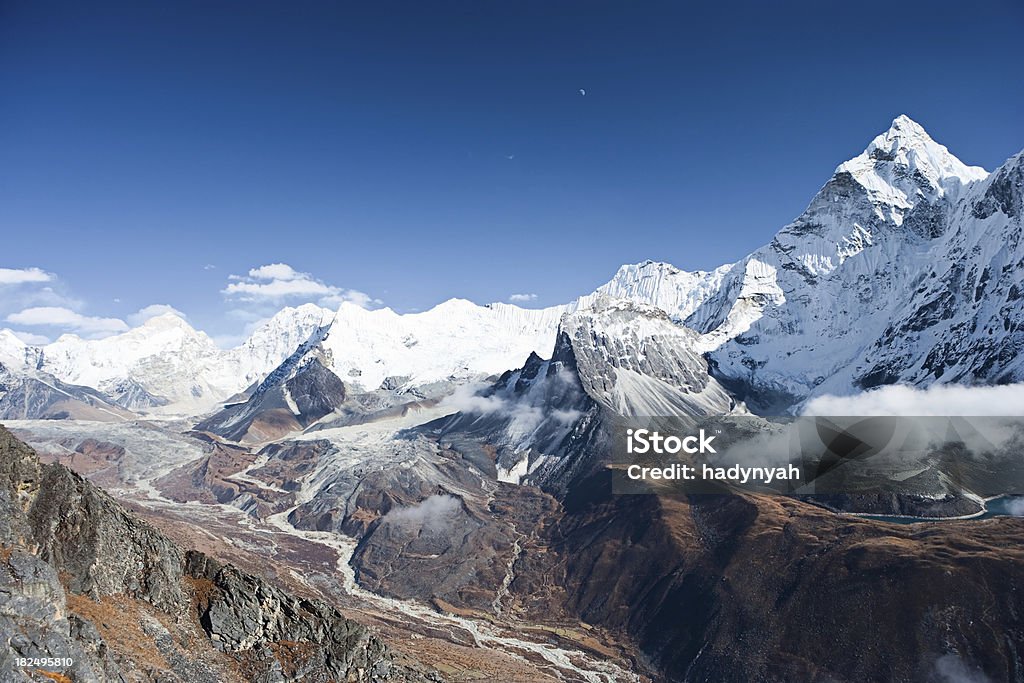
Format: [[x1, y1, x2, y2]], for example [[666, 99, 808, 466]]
[[0, 426, 438, 683], [2, 115, 1024, 682]]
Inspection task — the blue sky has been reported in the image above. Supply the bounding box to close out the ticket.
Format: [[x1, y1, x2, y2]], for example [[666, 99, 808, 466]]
[[2, 0, 1022, 344]]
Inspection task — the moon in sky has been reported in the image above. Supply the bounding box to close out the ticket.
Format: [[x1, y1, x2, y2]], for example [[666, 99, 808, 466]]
[[579, 88, 586, 96]]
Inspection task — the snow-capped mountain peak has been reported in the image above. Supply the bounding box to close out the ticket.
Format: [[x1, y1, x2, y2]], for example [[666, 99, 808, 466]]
[[837, 115, 988, 212], [140, 311, 194, 330], [0, 329, 30, 369], [35, 314, 224, 410], [3, 117, 1020, 424]]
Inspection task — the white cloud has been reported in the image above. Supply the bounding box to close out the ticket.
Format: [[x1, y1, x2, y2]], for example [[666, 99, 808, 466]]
[[247, 263, 302, 281], [203, 264, 217, 271], [224, 277, 335, 299], [128, 303, 187, 326], [0, 267, 52, 285], [10, 330, 50, 345], [439, 378, 583, 440], [5, 306, 129, 337], [803, 383, 1024, 417], [223, 262, 380, 309], [383, 495, 462, 532], [320, 289, 381, 308], [508, 293, 538, 303]]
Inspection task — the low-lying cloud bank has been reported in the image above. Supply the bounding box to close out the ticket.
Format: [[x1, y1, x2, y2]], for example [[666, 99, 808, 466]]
[[803, 383, 1024, 417]]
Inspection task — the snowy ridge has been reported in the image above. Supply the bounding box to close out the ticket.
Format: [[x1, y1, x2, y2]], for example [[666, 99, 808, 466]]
[[0, 297, 565, 416], [0, 305, 333, 416], [0, 330, 31, 369], [837, 114, 988, 213], [220, 303, 335, 392], [3, 115, 1020, 419], [603, 116, 1018, 410], [558, 298, 738, 416], [37, 313, 227, 410], [571, 260, 734, 322], [320, 299, 566, 392], [560, 116, 1019, 412]]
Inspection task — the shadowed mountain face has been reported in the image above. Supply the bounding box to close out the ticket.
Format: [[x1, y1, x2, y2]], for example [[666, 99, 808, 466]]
[[196, 326, 350, 443], [0, 426, 439, 683], [545, 483, 1024, 682]]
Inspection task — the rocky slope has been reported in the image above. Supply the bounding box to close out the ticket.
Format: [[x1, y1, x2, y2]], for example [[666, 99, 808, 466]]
[[424, 298, 740, 494], [0, 362, 135, 421], [548, 485, 1024, 682], [0, 425, 439, 682], [195, 323, 350, 443]]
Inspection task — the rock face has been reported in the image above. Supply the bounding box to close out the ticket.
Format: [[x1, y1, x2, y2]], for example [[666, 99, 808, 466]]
[[184, 552, 400, 683], [196, 324, 349, 443], [423, 298, 741, 495], [0, 425, 438, 682]]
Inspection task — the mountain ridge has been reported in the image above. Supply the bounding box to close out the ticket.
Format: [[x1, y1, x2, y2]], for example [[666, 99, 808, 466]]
[[2, 115, 1021, 421]]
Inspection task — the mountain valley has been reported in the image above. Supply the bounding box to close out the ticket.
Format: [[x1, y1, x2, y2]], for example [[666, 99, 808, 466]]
[[3, 116, 1024, 682]]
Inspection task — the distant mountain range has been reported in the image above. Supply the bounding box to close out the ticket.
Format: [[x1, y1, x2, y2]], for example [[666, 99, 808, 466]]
[[5, 115, 1024, 683], [2, 115, 1022, 427]]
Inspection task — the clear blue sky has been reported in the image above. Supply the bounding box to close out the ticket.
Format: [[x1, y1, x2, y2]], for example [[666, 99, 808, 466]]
[[2, 0, 1022, 343]]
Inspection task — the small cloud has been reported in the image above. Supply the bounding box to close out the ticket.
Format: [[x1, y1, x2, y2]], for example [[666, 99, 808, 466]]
[[320, 289, 381, 308], [203, 264, 216, 270], [5, 306, 129, 337], [383, 495, 462, 532], [10, 330, 50, 345], [223, 262, 380, 310], [0, 267, 52, 285], [247, 263, 304, 281], [1005, 498, 1024, 517], [508, 293, 538, 303], [128, 304, 187, 326], [24, 286, 82, 310]]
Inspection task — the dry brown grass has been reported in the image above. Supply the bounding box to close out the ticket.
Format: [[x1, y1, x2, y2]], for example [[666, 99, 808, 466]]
[[186, 575, 218, 612], [64, 593, 171, 673]]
